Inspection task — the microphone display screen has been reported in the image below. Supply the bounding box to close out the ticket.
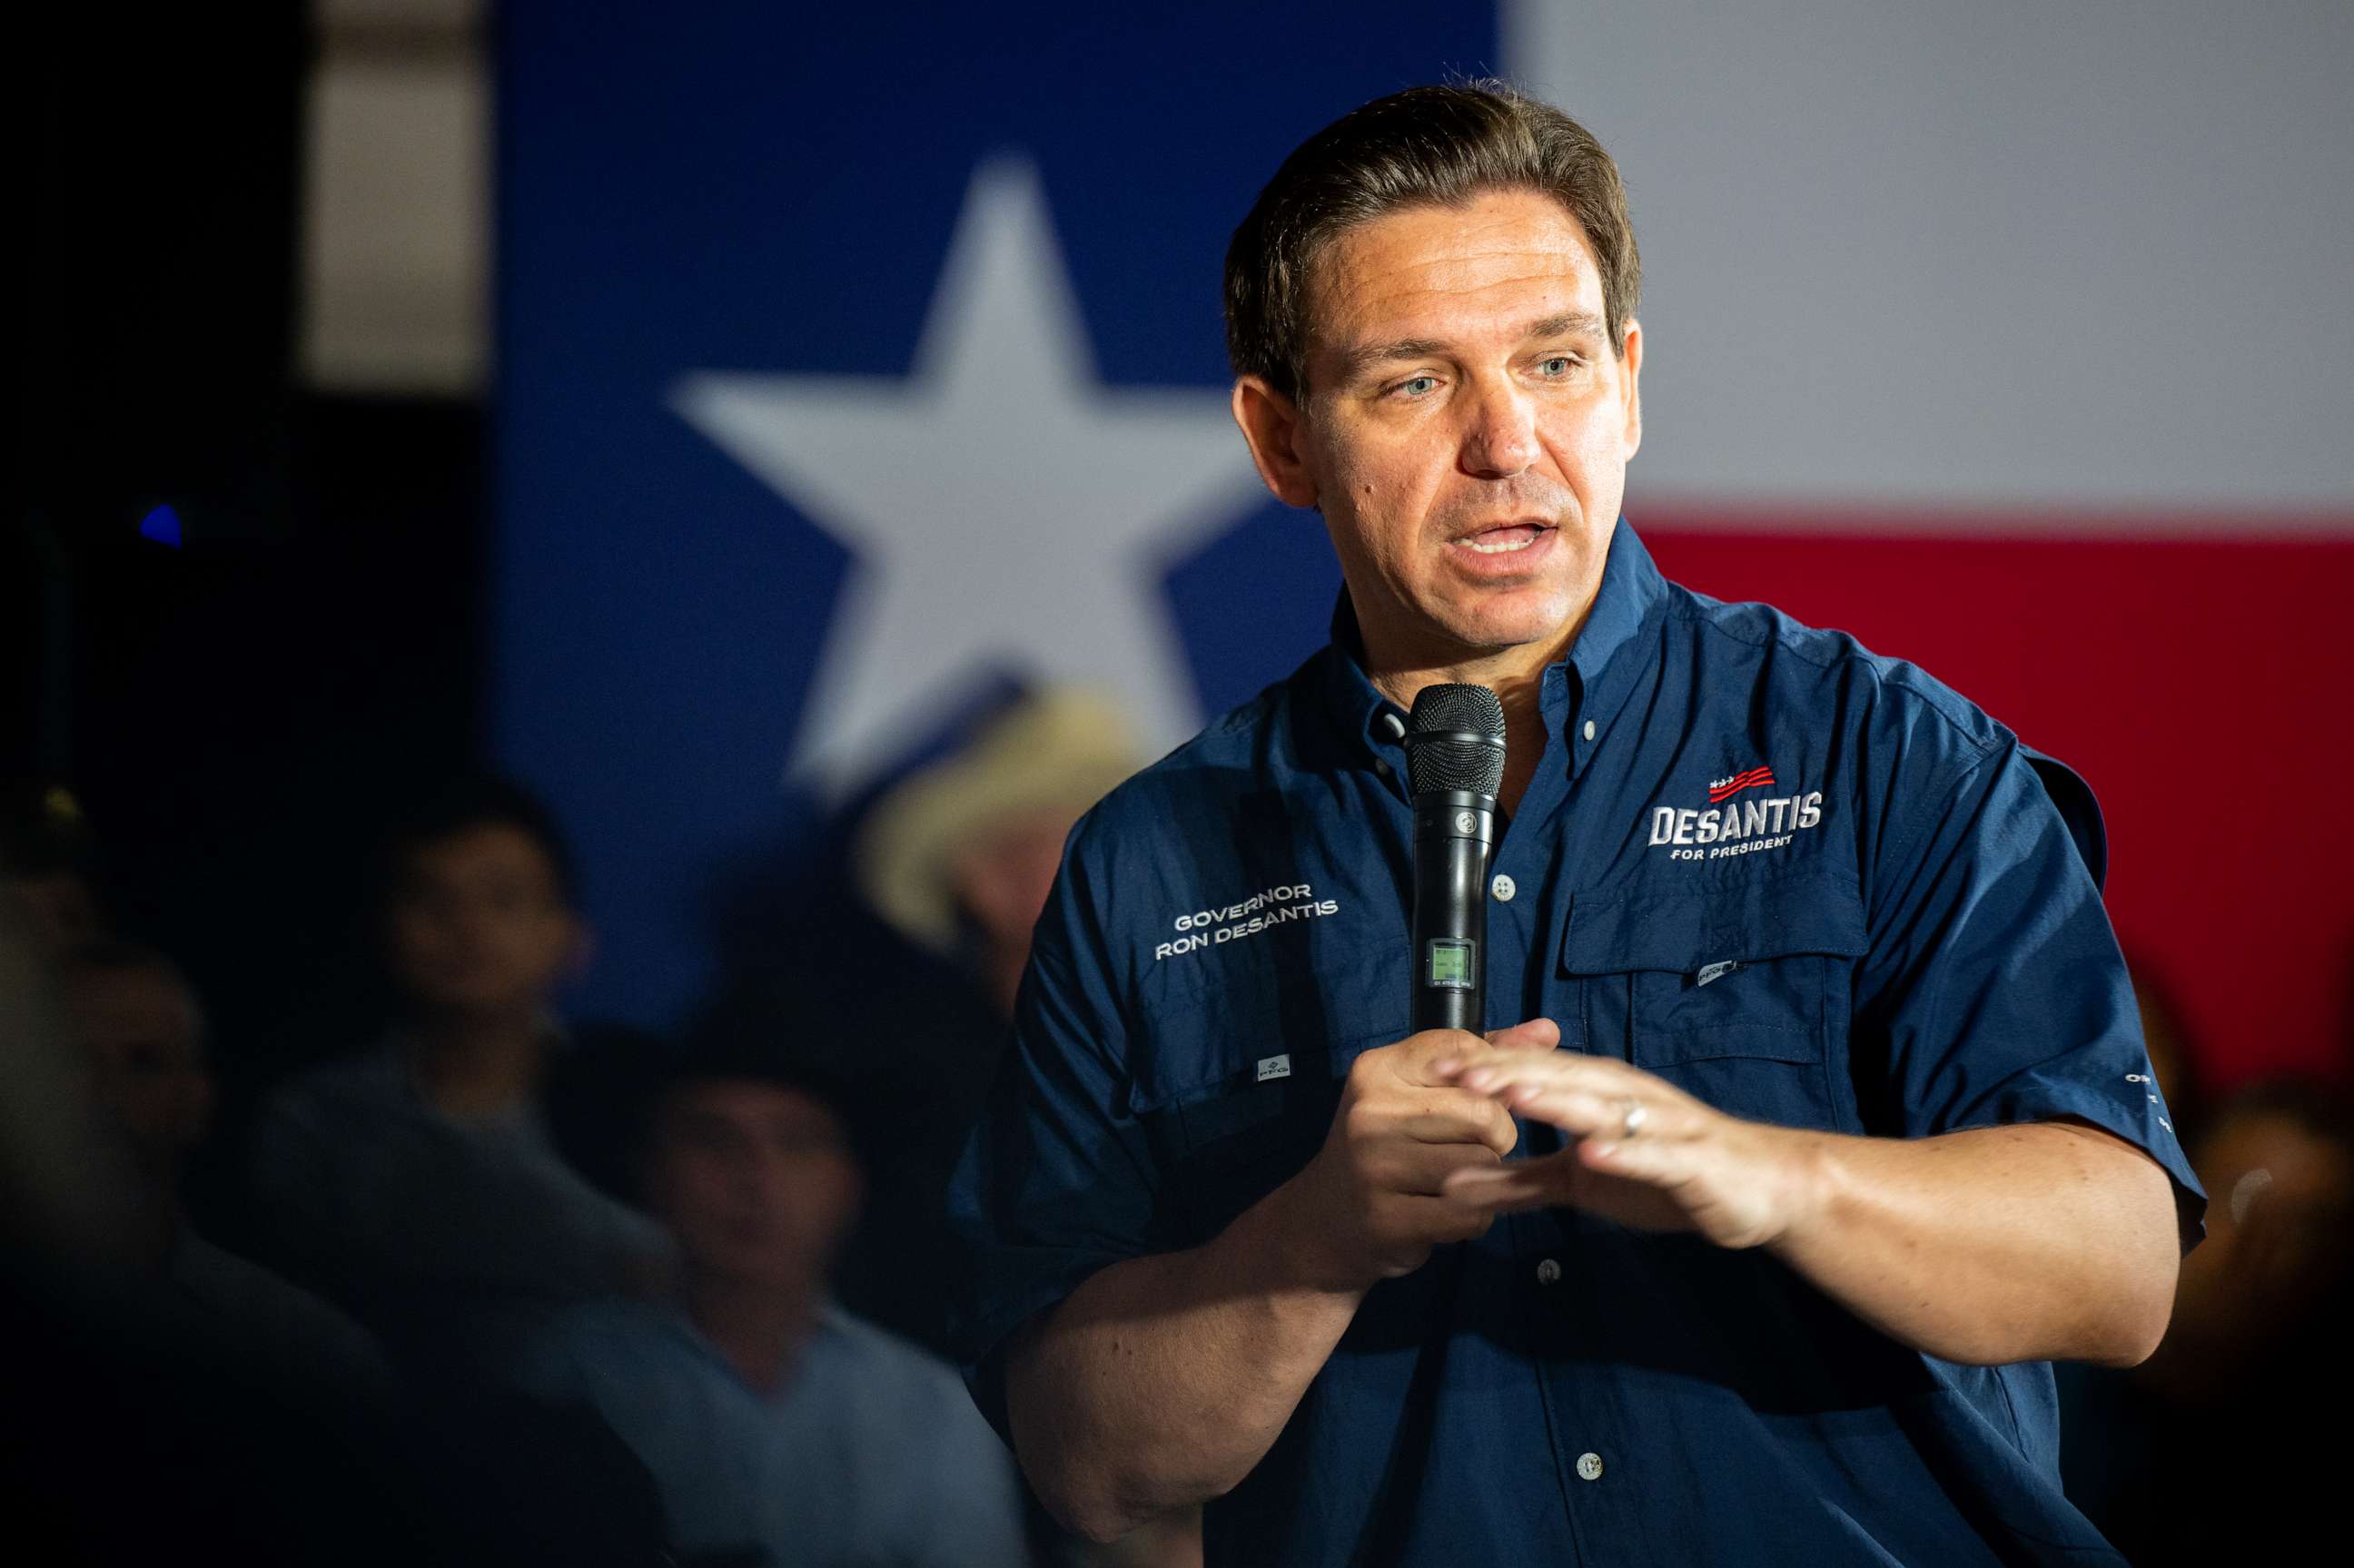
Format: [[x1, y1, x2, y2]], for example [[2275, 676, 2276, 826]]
[[1425, 939, 1476, 991]]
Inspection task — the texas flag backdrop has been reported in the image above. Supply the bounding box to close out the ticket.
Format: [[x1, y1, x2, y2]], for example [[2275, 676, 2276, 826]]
[[495, 2, 2354, 1085]]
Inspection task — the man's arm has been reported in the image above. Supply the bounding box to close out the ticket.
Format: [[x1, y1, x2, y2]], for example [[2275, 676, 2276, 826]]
[[1001, 1022, 1552, 1542], [1003, 1172, 1362, 1542], [1435, 1050, 2181, 1367]]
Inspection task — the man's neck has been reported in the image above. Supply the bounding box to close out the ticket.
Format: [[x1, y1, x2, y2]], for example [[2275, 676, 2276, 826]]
[[1368, 632, 1576, 816], [683, 1271, 824, 1395], [407, 1010, 549, 1117]]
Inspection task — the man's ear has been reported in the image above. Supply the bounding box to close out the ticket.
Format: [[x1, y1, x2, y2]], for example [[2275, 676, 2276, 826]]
[[1618, 319, 1644, 461], [1231, 377, 1320, 509]]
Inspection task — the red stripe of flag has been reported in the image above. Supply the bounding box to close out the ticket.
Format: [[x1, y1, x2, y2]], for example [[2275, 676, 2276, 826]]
[[1708, 767, 1776, 803]]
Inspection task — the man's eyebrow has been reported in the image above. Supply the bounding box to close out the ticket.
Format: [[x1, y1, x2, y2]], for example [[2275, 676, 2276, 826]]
[[1524, 310, 1607, 341], [1335, 337, 1449, 380], [1334, 312, 1610, 380]]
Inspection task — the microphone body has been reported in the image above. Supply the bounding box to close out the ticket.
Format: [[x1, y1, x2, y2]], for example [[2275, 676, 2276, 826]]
[[1404, 685, 1507, 1034]]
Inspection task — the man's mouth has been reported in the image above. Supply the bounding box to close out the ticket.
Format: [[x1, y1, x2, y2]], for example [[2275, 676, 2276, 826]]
[[1454, 521, 1552, 556]]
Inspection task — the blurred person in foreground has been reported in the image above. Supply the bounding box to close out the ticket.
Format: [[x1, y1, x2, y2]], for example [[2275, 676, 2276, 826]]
[[248, 777, 665, 1373], [1, 778, 104, 962], [2085, 1078, 2354, 1563], [509, 1021, 1027, 1568], [59, 940, 386, 1393], [951, 83, 2201, 1566]]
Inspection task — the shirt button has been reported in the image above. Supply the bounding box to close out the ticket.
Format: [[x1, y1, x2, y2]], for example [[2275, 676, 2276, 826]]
[[1372, 758, 1392, 778], [1535, 1257, 1560, 1285], [1582, 719, 1597, 742], [1576, 1452, 1605, 1482], [1380, 712, 1407, 741], [1491, 873, 1517, 902]]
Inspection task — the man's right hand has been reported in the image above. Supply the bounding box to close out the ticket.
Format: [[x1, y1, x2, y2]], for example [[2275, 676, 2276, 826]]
[[1272, 1018, 1560, 1290]]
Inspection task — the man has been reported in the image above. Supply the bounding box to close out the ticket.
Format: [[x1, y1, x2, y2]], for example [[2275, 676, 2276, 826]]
[[950, 84, 2202, 1566], [60, 941, 386, 1391], [250, 778, 665, 1370], [856, 686, 1145, 1021], [1, 778, 104, 962], [511, 1024, 1028, 1568], [831, 689, 1146, 1343]]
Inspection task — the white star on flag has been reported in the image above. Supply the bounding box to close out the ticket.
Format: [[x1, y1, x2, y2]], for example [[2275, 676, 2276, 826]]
[[672, 156, 1269, 800]]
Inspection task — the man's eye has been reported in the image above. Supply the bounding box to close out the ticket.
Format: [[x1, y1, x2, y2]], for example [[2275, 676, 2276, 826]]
[[1393, 375, 1439, 398], [1537, 356, 1578, 377]]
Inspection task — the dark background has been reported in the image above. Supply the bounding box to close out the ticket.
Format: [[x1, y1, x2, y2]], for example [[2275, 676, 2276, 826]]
[[20, 5, 484, 1224]]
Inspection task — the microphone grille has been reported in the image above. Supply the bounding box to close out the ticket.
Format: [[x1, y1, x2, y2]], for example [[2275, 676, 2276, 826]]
[[1405, 684, 1507, 798]]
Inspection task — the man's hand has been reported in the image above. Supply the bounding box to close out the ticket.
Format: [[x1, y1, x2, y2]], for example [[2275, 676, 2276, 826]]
[[1272, 1019, 1559, 1289], [1429, 1049, 1817, 1250]]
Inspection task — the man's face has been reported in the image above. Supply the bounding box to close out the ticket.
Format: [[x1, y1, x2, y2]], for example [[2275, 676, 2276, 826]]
[[1241, 188, 1643, 669], [647, 1080, 860, 1294], [386, 823, 583, 1021], [63, 963, 214, 1175]]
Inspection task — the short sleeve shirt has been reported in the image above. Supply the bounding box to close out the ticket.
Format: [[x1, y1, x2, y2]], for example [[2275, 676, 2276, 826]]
[[949, 519, 2205, 1568]]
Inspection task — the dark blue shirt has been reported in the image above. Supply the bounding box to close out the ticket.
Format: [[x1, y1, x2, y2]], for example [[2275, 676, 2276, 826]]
[[950, 520, 2205, 1567]]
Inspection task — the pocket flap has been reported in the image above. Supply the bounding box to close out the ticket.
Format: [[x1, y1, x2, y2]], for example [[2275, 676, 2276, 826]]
[[1131, 939, 1409, 1111], [1561, 869, 1866, 976]]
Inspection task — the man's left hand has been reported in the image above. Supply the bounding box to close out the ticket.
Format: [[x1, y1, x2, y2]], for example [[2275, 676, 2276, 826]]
[[1429, 1048, 1819, 1251]]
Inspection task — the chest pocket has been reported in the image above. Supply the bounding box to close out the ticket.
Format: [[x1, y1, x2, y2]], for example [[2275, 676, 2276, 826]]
[[1560, 869, 1866, 1133], [1132, 939, 1409, 1244]]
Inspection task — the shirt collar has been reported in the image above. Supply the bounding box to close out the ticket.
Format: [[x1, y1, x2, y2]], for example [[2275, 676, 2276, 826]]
[[1317, 516, 1667, 760]]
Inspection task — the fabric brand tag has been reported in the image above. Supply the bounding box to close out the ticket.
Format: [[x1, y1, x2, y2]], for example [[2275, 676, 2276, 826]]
[[1256, 1054, 1291, 1082], [1696, 960, 1743, 988]]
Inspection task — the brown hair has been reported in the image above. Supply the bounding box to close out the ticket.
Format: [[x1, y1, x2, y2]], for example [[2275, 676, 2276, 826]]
[[1223, 81, 1641, 405]]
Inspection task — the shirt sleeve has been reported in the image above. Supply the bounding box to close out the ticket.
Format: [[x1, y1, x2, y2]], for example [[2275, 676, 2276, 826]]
[[945, 835, 1168, 1431], [1852, 728, 2207, 1248]]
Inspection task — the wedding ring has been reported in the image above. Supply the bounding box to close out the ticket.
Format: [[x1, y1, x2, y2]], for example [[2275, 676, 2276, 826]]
[[1620, 1097, 1647, 1139]]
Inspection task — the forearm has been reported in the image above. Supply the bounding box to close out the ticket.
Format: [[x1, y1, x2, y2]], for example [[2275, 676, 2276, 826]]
[[1004, 1173, 1364, 1541], [1767, 1120, 2180, 1367]]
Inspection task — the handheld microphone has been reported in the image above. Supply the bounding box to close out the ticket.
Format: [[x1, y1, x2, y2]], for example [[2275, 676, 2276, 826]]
[[1404, 685, 1507, 1034]]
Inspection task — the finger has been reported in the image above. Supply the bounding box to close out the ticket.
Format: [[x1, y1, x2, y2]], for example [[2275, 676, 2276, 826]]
[[1455, 1050, 1664, 1100], [1439, 1159, 1572, 1214], [1481, 1017, 1561, 1053], [1429, 1018, 1562, 1080], [1393, 1029, 1500, 1087], [1574, 1130, 1698, 1192], [1496, 1085, 1638, 1142], [1386, 1141, 1505, 1196], [1395, 1101, 1522, 1157]]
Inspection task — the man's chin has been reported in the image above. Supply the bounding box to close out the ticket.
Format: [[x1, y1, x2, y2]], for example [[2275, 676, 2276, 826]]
[[1434, 596, 1578, 657]]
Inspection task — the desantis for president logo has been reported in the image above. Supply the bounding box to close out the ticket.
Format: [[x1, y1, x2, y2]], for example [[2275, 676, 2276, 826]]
[[1651, 764, 1825, 863]]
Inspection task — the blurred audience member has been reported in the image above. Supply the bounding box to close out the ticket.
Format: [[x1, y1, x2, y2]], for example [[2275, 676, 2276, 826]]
[[1, 778, 104, 962], [858, 692, 1198, 1565], [248, 777, 666, 1372], [3, 882, 463, 1564], [2141, 1079, 2353, 1402], [510, 1024, 1026, 1568], [857, 687, 1142, 1021], [2065, 1077, 2354, 1561], [829, 689, 1140, 1345], [60, 940, 385, 1392]]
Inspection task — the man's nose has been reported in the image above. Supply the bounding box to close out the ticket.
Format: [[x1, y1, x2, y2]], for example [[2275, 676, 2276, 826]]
[[1460, 376, 1538, 478]]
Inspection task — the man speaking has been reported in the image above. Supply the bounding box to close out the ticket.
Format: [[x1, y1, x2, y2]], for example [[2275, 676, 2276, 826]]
[[948, 83, 2201, 1565]]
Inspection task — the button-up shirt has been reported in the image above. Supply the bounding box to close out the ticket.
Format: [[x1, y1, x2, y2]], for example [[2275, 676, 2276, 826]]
[[950, 519, 2204, 1566]]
